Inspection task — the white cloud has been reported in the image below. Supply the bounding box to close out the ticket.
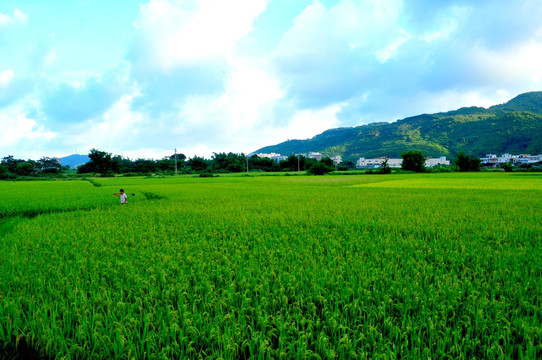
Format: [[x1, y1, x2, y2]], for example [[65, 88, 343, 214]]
[[376, 29, 413, 62], [414, 90, 511, 114], [0, 108, 55, 147], [132, 0, 266, 71], [0, 9, 27, 26], [170, 60, 284, 153], [275, 103, 342, 141], [4, 1, 542, 160], [272, 0, 404, 106], [421, 6, 471, 43], [470, 41, 542, 87], [66, 94, 143, 153], [219, 59, 283, 130], [0, 69, 15, 86]]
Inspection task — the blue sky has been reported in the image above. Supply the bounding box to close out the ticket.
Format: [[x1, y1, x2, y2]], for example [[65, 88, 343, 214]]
[[1, 0, 542, 160]]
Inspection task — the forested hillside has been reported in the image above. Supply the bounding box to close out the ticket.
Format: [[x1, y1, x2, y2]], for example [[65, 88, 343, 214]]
[[256, 91, 542, 161]]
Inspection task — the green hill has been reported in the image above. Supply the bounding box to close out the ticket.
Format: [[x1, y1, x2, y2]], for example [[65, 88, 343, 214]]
[[255, 91, 542, 161]]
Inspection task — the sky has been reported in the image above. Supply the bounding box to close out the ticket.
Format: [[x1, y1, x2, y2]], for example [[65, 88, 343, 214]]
[[1, 0, 542, 160]]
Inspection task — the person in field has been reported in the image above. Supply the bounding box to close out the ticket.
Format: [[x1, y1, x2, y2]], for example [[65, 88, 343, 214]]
[[113, 189, 128, 204]]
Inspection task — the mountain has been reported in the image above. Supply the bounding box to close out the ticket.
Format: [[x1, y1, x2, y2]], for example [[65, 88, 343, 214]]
[[60, 154, 90, 169], [255, 91, 542, 161]]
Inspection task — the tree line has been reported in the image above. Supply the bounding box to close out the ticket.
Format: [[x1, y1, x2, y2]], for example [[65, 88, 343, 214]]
[[76, 149, 343, 176], [398, 150, 481, 173], [1, 148, 515, 180], [0, 156, 64, 179]]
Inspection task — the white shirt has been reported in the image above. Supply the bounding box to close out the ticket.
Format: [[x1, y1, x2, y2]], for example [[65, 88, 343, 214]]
[[120, 193, 127, 204]]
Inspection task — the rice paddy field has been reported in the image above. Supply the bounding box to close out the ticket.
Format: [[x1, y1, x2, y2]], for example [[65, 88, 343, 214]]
[[0, 173, 541, 359]]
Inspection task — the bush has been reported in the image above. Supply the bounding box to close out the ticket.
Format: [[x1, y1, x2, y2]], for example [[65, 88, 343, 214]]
[[401, 151, 426, 173], [379, 159, 391, 174], [455, 152, 481, 172], [430, 165, 454, 173], [307, 162, 334, 175], [501, 163, 513, 172]]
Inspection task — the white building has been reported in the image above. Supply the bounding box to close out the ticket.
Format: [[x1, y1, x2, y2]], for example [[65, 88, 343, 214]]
[[356, 157, 385, 169], [272, 155, 288, 162], [356, 157, 402, 169], [387, 158, 403, 168], [255, 153, 288, 163], [255, 152, 281, 159], [479, 153, 542, 166], [331, 155, 342, 165], [425, 156, 450, 167], [356, 156, 451, 169], [515, 154, 542, 165], [480, 154, 499, 166], [308, 152, 322, 161]]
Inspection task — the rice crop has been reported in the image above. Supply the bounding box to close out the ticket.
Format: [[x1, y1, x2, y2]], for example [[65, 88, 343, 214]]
[[1, 173, 541, 359]]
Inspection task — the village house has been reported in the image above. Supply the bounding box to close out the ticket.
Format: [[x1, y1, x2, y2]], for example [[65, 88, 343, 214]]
[[331, 155, 342, 165], [356, 156, 450, 169], [480, 153, 542, 166], [308, 152, 323, 161], [255, 153, 288, 162], [424, 156, 451, 167]]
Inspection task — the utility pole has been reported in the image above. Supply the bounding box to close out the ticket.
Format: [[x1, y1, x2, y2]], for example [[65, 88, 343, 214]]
[[174, 148, 177, 176], [298, 154, 300, 172], [246, 154, 249, 173]]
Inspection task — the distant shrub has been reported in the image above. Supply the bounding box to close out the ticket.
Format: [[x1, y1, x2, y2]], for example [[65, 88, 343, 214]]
[[430, 165, 454, 173], [401, 151, 426, 172], [455, 152, 481, 172], [501, 163, 513, 172], [379, 159, 392, 174], [307, 162, 334, 175]]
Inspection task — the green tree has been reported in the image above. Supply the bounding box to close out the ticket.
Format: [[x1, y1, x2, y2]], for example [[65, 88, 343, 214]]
[[469, 156, 481, 172], [0, 164, 12, 179], [321, 157, 334, 168], [1, 155, 24, 174], [307, 161, 334, 175], [211, 152, 244, 173], [401, 150, 426, 172], [455, 152, 470, 172], [15, 162, 35, 176], [455, 152, 481, 172], [111, 155, 133, 173], [79, 149, 115, 175], [132, 159, 157, 173], [159, 153, 186, 173], [342, 160, 355, 170], [37, 157, 62, 174], [379, 158, 391, 174], [279, 154, 316, 171], [187, 156, 210, 173], [249, 155, 278, 172], [501, 162, 513, 172]]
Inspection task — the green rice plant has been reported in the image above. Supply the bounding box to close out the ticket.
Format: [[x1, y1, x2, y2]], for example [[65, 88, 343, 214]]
[[0, 173, 541, 359]]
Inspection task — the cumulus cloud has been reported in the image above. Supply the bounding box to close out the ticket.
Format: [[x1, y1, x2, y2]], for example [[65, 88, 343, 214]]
[[271, 0, 403, 107], [130, 0, 266, 70], [41, 65, 130, 126], [64, 94, 143, 155], [0, 107, 55, 148], [0, 9, 27, 27], [126, 0, 268, 120], [111, 0, 542, 155], [270, 0, 542, 125], [0, 70, 34, 108], [0, 69, 14, 85], [3, 0, 542, 160]]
